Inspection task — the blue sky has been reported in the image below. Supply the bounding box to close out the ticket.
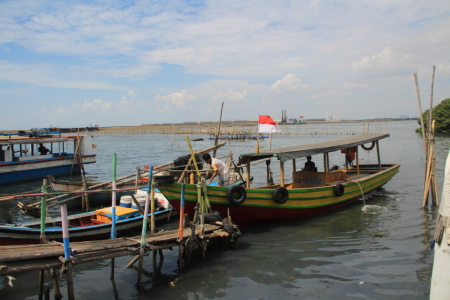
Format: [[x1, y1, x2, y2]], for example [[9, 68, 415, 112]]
[[1, 0, 449, 130]]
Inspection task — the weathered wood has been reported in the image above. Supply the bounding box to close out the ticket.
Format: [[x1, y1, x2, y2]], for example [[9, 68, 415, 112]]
[[0, 224, 222, 274]]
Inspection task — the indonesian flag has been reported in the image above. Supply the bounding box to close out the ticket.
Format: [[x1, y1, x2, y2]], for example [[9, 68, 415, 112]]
[[258, 115, 281, 133]]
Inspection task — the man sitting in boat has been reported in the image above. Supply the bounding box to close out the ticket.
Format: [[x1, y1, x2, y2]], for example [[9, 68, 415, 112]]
[[302, 156, 316, 171], [341, 147, 357, 166], [38, 143, 51, 155], [202, 153, 229, 186]]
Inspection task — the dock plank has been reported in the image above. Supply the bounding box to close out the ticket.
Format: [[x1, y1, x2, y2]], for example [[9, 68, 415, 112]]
[[0, 224, 223, 273]]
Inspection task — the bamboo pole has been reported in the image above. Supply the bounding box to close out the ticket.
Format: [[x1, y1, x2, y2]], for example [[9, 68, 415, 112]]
[[40, 179, 48, 241], [177, 156, 194, 184], [213, 102, 224, 157], [422, 145, 434, 207], [428, 66, 436, 139], [178, 184, 185, 271], [414, 73, 427, 152]]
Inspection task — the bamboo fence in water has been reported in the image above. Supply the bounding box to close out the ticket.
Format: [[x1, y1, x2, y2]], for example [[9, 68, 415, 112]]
[[93, 121, 389, 136]]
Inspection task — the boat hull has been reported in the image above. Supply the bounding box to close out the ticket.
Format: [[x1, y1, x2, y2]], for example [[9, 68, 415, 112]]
[[0, 156, 96, 184], [158, 164, 400, 227], [0, 209, 171, 245]]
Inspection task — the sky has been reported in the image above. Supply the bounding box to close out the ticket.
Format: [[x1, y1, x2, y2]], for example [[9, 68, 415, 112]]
[[1, 0, 449, 130]]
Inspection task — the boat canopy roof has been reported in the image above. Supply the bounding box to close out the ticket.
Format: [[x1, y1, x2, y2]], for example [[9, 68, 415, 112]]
[[239, 134, 390, 163], [0, 137, 71, 145]]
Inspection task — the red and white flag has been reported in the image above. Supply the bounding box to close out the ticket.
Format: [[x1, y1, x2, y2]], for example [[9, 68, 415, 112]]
[[258, 115, 281, 133]]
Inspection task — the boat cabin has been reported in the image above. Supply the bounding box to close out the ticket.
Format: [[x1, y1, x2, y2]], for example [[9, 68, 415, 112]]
[[0, 129, 94, 163], [238, 134, 390, 189]]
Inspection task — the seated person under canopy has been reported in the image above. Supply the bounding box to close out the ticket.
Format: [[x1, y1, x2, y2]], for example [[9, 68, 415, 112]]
[[302, 156, 316, 171]]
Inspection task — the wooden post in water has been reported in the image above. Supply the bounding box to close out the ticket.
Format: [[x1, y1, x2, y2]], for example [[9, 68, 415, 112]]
[[111, 154, 117, 239], [61, 204, 75, 300], [137, 166, 153, 287], [110, 154, 117, 280], [38, 179, 48, 300], [40, 179, 47, 242], [178, 184, 185, 271]]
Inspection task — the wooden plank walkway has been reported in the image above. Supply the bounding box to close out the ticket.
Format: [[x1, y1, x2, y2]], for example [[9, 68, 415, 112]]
[[0, 224, 227, 275]]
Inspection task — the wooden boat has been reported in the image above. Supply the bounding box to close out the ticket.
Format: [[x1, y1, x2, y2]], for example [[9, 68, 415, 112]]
[[41, 142, 227, 210], [0, 190, 172, 245], [156, 134, 400, 227], [0, 129, 96, 184]]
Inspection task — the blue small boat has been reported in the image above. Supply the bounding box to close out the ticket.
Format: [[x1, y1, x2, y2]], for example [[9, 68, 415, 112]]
[[0, 193, 173, 245], [0, 129, 96, 184]]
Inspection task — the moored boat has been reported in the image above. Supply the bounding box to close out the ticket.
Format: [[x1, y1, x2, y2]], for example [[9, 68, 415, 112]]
[[157, 134, 400, 227], [0, 129, 96, 184], [0, 190, 172, 245]]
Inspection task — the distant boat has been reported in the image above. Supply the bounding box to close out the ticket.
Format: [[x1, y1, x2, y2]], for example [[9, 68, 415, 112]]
[[157, 134, 400, 227], [0, 129, 96, 184]]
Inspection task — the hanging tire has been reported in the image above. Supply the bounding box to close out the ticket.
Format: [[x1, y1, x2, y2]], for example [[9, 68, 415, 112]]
[[226, 185, 246, 205], [334, 184, 345, 197], [273, 186, 289, 204]]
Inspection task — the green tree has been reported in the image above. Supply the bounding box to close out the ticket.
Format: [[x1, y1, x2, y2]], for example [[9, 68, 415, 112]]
[[417, 98, 450, 133]]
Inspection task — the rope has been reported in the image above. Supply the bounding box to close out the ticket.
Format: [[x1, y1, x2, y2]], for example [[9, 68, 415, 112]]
[[353, 181, 366, 206]]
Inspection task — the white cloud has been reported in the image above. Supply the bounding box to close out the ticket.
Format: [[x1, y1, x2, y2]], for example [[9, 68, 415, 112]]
[[154, 90, 195, 112], [128, 90, 137, 98], [269, 73, 308, 93], [211, 89, 247, 102], [0, 60, 128, 90]]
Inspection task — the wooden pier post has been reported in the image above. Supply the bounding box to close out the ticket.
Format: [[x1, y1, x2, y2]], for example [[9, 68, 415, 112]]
[[39, 179, 48, 300], [60, 204, 75, 300], [137, 166, 153, 287], [111, 154, 117, 239], [40, 179, 48, 242], [178, 184, 186, 270]]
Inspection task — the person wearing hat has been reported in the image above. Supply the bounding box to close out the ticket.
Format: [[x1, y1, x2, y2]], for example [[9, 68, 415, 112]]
[[302, 156, 316, 171], [202, 153, 229, 186]]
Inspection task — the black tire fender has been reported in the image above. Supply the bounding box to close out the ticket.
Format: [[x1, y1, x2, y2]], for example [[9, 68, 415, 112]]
[[273, 186, 289, 204], [334, 184, 345, 197], [227, 185, 246, 205]]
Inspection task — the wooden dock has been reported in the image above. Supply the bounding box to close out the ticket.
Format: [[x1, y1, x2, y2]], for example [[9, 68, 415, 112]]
[[0, 222, 239, 299], [0, 223, 236, 274]]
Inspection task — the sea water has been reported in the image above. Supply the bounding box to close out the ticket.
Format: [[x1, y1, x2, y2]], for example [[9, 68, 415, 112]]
[[0, 120, 441, 299]]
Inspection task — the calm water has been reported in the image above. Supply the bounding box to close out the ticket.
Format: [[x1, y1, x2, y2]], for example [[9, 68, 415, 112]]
[[0, 120, 444, 299]]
